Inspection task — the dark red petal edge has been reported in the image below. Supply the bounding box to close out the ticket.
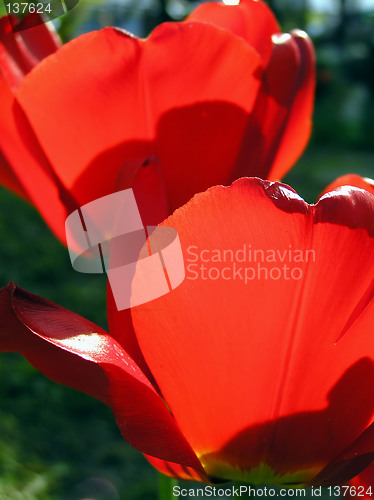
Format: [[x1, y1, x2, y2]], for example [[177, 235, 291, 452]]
[[310, 423, 374, 486], [0, 283, 205, 470]]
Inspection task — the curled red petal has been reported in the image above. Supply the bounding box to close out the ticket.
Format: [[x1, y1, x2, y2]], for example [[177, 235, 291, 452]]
[[0, 283, 204, 470], [0, 283, 110, 402], [232, 30, 315, 182], [131, 178, 374, 485], [268, 30, 315, 179]]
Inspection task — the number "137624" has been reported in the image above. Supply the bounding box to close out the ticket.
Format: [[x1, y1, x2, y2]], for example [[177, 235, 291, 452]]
[[5, 3, 52, 14]]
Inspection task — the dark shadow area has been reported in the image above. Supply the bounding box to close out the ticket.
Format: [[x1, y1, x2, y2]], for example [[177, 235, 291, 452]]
[[201, 358, 374, 485]]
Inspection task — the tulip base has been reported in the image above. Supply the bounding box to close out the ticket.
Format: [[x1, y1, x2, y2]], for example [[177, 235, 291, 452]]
[[200, 458, 317, 487]]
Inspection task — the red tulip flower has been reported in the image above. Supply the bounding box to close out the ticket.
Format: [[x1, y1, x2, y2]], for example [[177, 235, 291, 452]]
[[1, 177, 373, 486], [0, 0, 315, 243]]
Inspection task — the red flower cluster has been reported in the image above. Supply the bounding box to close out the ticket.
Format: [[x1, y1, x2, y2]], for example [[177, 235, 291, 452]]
[[1, 0, 374, 491]]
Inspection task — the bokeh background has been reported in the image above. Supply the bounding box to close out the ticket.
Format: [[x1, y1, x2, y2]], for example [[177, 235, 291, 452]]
[[0, 0, 373, 498]]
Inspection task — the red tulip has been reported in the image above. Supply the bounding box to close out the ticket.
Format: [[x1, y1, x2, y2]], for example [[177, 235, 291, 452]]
[[1, 177, 373, 486], [0, 0, 315, 243]]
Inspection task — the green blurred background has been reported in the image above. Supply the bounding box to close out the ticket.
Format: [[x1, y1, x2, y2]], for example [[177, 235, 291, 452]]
[[0, 0, 373, 498]]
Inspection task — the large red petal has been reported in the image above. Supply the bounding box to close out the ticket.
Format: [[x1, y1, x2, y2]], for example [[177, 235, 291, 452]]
[[186, 0, 279, 66], [231, 30, 315, 182], [0, 283, 204, 469], [15, 24, 261, 219], [0, 14, 60, 90], [130, 178, 374, 485]]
